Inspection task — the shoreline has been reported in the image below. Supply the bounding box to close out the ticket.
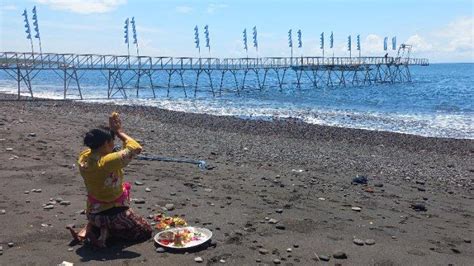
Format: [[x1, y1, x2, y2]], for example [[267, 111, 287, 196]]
[[0, 93, 473, 265], [1, 92, 473, 149], [1, 90, 472, 142]]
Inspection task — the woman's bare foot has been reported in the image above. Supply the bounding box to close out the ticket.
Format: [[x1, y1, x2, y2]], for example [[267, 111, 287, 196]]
[[95, 227, 109, 248], [66, 224, 86, 242]]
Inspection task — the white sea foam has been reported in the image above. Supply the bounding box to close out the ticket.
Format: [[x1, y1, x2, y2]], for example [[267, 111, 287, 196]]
[[1, 64, 473, 140], [84, 97, 474, 140]]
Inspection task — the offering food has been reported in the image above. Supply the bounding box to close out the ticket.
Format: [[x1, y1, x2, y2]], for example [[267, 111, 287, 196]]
[[154, 213, 188, 231], [154, 227, 213, 249]]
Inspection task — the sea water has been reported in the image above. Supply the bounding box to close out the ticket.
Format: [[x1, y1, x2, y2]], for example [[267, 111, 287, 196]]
[[0, 63, 472, 139]]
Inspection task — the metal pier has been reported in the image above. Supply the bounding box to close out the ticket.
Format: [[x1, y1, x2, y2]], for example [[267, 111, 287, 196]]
[[0, 49, 429, 100]]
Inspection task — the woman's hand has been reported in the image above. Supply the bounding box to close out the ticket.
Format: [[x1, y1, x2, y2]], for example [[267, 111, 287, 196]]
[[109, 112, 123, 133]]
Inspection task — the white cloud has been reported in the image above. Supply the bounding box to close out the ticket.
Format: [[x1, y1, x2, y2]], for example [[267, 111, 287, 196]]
[[176, 5, 192, 14], [404, 17, 473, 62], [435, 17, 473, 53], [207, 3, 228, 14], [35, 0, 127, 14], [406, 34, 433, 52], [362, 34, 383, 55]]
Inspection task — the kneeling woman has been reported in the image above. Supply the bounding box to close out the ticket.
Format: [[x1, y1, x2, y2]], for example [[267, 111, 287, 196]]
[[69, 112, 152, 247]]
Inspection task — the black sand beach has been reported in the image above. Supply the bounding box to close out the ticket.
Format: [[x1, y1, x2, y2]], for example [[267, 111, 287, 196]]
[[0, 93, 472, 265]]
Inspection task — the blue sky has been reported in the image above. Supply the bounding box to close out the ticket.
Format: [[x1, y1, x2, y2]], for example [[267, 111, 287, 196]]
[[0, 0, 472, 62]]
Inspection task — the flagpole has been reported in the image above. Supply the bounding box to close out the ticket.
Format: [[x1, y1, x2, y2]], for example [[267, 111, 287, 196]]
[[29, 38, 34, 54]]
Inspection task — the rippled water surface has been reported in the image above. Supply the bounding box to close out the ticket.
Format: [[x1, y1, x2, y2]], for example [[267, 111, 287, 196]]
[[1, 63, 472, 139]]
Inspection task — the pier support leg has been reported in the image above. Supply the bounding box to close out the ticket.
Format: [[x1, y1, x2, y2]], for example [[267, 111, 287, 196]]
[[167, 70, 174, 97], [218, 70, 226, 96], [205, 70, 215, 97], [194, 70, 202, 98], [178, 70, 187, 97], [136, 70, 142, 98], [147, 70, 156, 98], [229, 70, 240, 95], [261, 69, 268, 90], [294, 69, 303, 89], [241, 70, 248, 92]]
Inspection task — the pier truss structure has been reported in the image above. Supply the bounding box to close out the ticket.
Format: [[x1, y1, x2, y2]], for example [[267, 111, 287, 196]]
[[0, 48, 428, 100]]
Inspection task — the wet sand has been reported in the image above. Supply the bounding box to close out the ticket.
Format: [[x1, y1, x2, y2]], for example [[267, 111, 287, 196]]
[[0, 93, 473, 265]]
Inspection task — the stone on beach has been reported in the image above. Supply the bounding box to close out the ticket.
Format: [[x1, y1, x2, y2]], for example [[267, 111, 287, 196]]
[[351, 207, 362, 212], [133, 198, 146, 204], [258, 248, 269, 255], [333, 251, 347, 259], [353, 238, 364, 245], [194, 256, 203, 263], [268, 218, 278, 224], [411, 203, 427, 212], [275, 224, 286, 230], [165, 204, 175, 211], [351, 175, 368, 185], [365, 239, 376, 245], [134, 180, 144, 186]]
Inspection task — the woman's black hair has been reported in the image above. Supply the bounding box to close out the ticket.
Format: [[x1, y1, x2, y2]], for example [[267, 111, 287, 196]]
[[83, 126, 115, 150]]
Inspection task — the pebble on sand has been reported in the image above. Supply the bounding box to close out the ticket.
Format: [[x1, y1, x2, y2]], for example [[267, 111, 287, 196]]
[[194, 256, 203, 263], [134, 180, 144, 186], [275, 224, 286, 230], [0, 209, 5, 215], [365, 239, 376, 245], [351, 207, 362, 212], [156, 247, 165, 253], [258, 248, 269, 255], [165, 204, 175, 211], [133, 199, 146, 204], [60, 201, 71, 206], [6, 148, 13, 151], [351, 175, 368, 185], [318, 255, 330, 261], [43, 205, 54, 210], [268, 218, 278, 224], [8, 242, 14, 247], [273, 259, 281, 264], [145, 187, 151, 192], [410, 203, 427, 212], [333, 251, 347, 259], [353, 238, 364, 245]]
